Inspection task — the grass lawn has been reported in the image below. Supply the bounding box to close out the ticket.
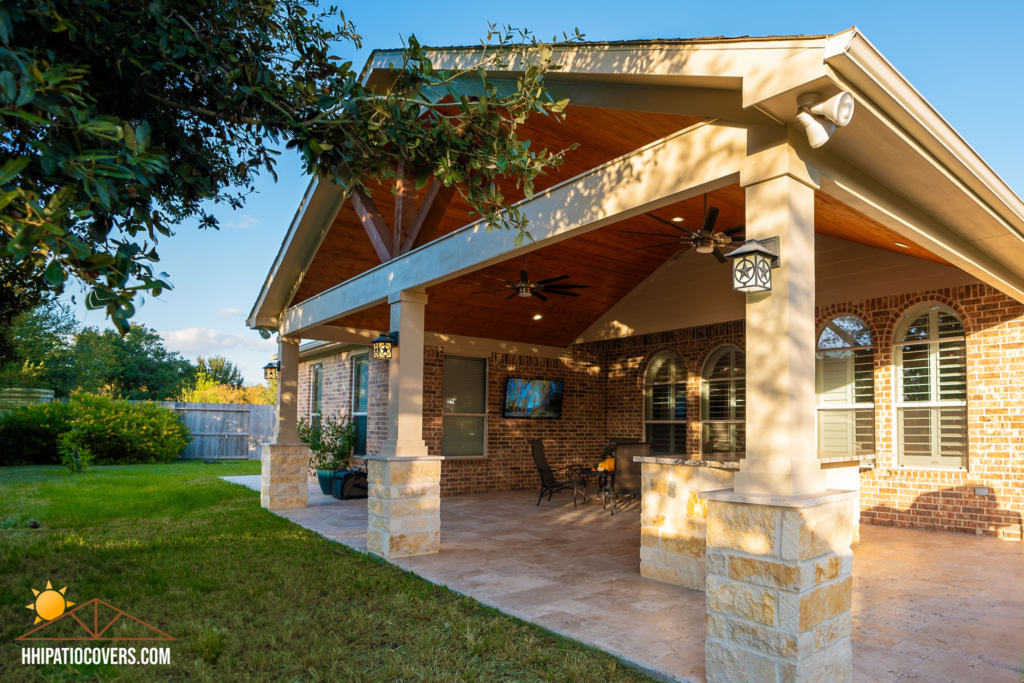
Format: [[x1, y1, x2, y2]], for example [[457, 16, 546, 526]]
[[0, 462, 657, 682]]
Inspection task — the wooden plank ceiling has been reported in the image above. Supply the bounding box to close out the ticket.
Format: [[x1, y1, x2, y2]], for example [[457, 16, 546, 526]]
[[293, 105, 951, 348]]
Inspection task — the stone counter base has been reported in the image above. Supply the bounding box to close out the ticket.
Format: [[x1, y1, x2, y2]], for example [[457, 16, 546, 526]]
[[703, 493, 856, 683], [640, 462, 734, 590], [260, 443, 311, 510], [367, 458, 441, 559]]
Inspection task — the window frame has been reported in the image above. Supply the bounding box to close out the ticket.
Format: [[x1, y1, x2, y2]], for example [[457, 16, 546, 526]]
[[814, 315, 876, 458], [643, 351, 688, 456], [700, 345, 745, 460], [441, 354, 488, 459], [351, 353, 369, 456], [310, 363, 323, 416], [892, 304, 968, 470]]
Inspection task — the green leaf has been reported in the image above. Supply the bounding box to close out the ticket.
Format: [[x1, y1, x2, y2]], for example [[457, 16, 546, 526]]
[[513, 232, 524, 247], [123, 124, 138, 154], [415, 165, 430, 190], [0, 70, 15, 101], [135, 122, 151, 153], [43, 260, 65, 287], [0, 157, 30, 184], [15, 83, 35, 106]]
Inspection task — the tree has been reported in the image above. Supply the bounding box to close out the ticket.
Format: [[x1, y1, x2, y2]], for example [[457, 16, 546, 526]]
[[196, 355, 244, 388], [1, 1, 581, 333], [0, 258, 49, 364], [0, 299, 80, 395], [73, 325, 195, 400]]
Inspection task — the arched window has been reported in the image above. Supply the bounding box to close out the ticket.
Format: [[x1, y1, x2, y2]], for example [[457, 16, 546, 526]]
[[895, 305, 967, 469], [816, 316, 875, 457], [701, 346, 745, 459], [644, 352, 687, 455]]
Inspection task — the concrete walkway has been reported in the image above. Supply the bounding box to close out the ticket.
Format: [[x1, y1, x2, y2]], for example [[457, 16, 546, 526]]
[[223, 476, 1024, 683]]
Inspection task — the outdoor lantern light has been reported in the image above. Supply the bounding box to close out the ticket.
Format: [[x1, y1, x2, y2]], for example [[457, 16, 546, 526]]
[[726, 237, 780, 293], [371, 332, 397, 360], [263, 361, 280, 381]]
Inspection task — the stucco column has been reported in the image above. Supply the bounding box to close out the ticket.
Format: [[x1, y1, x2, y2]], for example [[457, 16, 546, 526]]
[[273, 337, 301, 444], [734, 139, 825, 497], [261, 336, 309, 510], [367, 289, 442, 559], [381, 289, 430, 458]]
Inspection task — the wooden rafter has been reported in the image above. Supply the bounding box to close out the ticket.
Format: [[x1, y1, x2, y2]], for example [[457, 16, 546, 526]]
[[351, 188, 393, 263], [402, 180, 456, 254], [394, 162, 418, 256]]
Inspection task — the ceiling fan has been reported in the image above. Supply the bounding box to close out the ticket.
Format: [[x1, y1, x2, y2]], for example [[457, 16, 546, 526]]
[[471, 259, 589, 302], [620, 195, 745, 264]]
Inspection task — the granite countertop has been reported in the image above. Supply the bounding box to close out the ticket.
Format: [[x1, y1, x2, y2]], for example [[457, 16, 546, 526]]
[[635, 455, 876, 469]]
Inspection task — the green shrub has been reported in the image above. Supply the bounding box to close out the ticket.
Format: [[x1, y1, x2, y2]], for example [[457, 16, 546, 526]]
[[0, 401, 76, 465], [58, 395, 191, 465]]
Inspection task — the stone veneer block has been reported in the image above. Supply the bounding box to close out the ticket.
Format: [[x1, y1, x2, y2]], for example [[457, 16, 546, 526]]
[[366, 457, 442, 559], [702, 490, 856, 683], [638, 462, 734, 591], [260, 443, 311, 510]]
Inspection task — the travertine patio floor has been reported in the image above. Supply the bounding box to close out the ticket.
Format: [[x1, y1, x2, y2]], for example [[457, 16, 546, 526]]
[[223, 476, 1024, 683]]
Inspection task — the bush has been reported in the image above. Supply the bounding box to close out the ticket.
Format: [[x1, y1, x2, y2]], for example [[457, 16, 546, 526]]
[[58, 395, 191, 465], [0, 401, 76, 465]]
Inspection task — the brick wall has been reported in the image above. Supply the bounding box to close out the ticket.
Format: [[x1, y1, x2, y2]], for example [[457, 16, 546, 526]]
[[295, 283, 1024, 540], [297, 350, 357, 423]]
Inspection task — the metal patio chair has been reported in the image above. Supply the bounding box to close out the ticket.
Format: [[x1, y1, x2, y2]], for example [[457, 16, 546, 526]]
[[604, 442, 650, 515], [530, 439, 585, 506]]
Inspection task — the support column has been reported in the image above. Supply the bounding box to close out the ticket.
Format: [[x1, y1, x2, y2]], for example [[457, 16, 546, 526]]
[[367, 290, 443, 559], [261, 337, 310, 510], [734, 138, 825, 497], [700, 131, 854, 683]]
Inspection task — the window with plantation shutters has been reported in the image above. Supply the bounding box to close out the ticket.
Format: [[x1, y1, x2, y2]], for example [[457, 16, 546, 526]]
[[442, 356, 487, 457], [351, 355, 368, 455], [894, 305, 967, 469], [701, 346, 745, 459], [815, 316, 875, 457], [644, 352, 687, 455], [310, 364, 323, 415]]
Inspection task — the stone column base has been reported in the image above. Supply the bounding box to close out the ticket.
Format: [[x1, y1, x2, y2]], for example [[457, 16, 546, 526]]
[[366, 455, 443, 559], [699, 488, 858, 683], [260, 443, 311, 510]]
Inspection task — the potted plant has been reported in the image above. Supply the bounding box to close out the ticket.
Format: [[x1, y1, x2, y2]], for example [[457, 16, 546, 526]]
[[297, 412, 357, 496]]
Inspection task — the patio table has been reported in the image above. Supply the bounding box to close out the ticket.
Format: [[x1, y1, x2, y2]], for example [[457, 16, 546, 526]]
[[579, 468, 610, 503]]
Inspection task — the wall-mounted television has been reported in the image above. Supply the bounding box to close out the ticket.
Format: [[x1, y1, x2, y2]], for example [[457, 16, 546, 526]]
[[502, 378, 564, 419]]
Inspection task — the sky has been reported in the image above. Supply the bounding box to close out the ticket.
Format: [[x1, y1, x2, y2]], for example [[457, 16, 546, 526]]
[[60, 0, 1024, 385]]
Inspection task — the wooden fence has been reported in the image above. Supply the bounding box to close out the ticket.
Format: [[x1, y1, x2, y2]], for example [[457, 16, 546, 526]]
[[157, 402, 275, 460]]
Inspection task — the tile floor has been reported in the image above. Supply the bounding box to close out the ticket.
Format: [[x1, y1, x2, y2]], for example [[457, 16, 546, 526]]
[[223, 476, 1024, 683]]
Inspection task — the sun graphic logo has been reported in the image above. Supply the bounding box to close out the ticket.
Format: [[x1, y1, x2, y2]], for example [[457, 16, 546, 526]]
[[26, 581, 74, 625]]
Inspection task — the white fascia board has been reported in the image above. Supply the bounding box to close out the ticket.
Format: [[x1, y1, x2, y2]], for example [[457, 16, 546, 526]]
[[367, 39, 825, 84], [246, 176, 347, 330], [279, 120, 749, 337], [825, 29, 1024, 236]]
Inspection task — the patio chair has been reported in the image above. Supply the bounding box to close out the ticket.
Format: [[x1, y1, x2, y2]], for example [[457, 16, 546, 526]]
[[530, 439, 585, 506], [604, 442, 649, 515]]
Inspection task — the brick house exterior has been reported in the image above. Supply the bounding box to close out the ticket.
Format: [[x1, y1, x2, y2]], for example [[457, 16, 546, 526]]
[[297, 283, 1023, 541]]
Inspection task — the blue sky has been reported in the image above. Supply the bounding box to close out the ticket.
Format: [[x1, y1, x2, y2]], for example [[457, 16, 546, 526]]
[[61, 0, 1024, 384]]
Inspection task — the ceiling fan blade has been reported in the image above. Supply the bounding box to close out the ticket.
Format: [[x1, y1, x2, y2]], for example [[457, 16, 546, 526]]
[[536, 274, 570, 285], [533, 291, 549, 302], [712, 246, 728, 264], [544, 284, 589, 289], [670, 245, 694, 261], [633, 241, 683, 251], [702, 206, 720, 233], [647, 213, 696, 235], [520, 269, 529, 283], [619, 230, 679, 238], [544, 289, 580, 297], [505, 292, 518, 300], [724, 225, 745, 236]]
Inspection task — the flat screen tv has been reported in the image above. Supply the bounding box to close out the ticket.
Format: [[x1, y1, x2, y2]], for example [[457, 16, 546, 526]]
[[502, 378, 564, 419]]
